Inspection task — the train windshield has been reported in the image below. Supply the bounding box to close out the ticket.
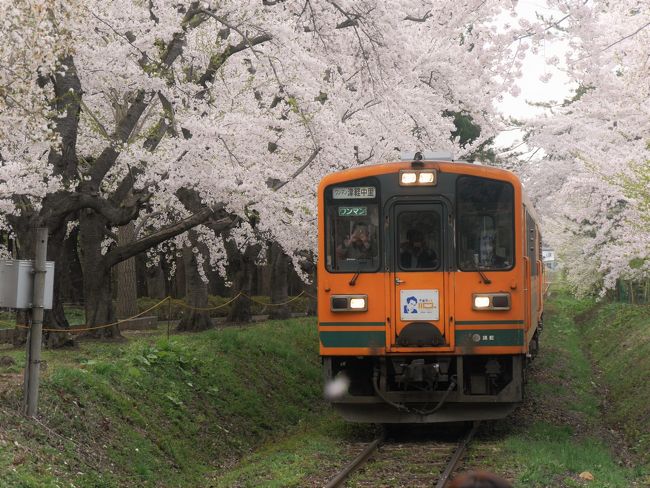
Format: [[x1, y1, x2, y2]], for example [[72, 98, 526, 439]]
[[326, 203, 380, 272], [457, 176, 514, 271]]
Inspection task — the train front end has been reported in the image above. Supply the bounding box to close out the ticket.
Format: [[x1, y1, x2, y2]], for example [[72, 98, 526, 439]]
[[317, 158, 542, 423]]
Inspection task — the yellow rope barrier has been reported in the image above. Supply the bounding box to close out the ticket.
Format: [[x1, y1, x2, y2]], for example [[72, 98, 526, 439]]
[[242, 290, 306, 306], [1, 292, 311, 333], [0, 319, 15, 328], [12, 296, 173, 333], [175, 292, 243, 311]]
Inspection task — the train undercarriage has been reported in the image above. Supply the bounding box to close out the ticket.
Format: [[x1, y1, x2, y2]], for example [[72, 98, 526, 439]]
[[323, 354, 525, 423]]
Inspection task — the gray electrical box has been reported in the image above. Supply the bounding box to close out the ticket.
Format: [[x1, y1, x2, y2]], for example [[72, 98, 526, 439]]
[[0, 260, 55, 309]]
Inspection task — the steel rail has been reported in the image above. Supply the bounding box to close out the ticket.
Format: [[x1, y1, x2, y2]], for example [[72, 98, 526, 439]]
[[435, 421, 481, 488], [324, 434, 384, 488]]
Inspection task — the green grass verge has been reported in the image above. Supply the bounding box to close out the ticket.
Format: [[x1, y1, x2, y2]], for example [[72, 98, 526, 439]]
[[2, 289, 649, 487], [471, 287, 647, 486], [0, 318, 322, 487], [209, 287, 649, 487], [209, 414, 371, 488], [574, 300, 650, 465]]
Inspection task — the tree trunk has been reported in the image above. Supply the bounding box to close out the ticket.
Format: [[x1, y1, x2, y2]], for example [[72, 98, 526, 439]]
[[116, 222, 139, 319], [226, 240, 259, 323], [79, 209, 121, 339], [269, 242, 290, 320], [145, 258, 167, 299], [301, 253, 318, 316], [43, 224, 76, 347], [135, 253, 149, 298], [177, 233, 212, 332], [58, 226, 84, 304], [175, 254, 186, 298]]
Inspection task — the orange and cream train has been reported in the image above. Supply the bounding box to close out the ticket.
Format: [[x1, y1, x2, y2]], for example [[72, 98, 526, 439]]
[[317, 152, 543, 423]]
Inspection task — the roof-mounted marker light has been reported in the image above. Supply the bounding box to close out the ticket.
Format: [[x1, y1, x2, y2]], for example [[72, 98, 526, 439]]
[[399, 169, 437, 186], [401, 172, 417, 184]]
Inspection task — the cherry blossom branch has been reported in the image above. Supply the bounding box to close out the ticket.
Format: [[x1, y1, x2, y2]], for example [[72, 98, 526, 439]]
[[199, 9, 270, 59], [596, 20, 650, 56], [404, 11, 432, 23], [342, 99, 381, 122], [134, 211, 162, 236], [198, 33, 273, 88], [105, 207, 216, 267], [271, 146, 322, 191]]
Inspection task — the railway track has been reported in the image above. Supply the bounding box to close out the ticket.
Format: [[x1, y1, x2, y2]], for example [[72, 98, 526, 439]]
[[324, 422, 480, 488]]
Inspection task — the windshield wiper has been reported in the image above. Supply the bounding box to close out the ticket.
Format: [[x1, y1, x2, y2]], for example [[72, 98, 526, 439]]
[[349, 258, 369, 286], [349, 270, 360, 286], [471, 257, 492, 285]]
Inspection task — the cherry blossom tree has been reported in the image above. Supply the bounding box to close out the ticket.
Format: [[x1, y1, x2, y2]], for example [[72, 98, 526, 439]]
[[522, 0, 650, 296], [1, 0, 528, 337]]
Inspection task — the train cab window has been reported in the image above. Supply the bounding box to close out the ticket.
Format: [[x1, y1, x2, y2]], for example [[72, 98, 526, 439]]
[[457, 177, 514, 271], [326, 203, 380, 272], [398, 212, 441, 270]]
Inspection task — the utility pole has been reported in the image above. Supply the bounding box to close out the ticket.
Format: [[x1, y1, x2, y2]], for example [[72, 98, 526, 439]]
[[24, 227, 48, 417]]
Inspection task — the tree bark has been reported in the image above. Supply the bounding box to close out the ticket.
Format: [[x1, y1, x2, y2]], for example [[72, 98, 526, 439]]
[[177, 232, 212, 332], [175, 254, 186, 298], [79, 209, 121, 339], [226, 241, 259, 323], [116, 222, 139, 319], [43, 224, 76, 347], [58, 226, 84, 303], [269, 242, 290, 320], [301, 253, 318, 316], [145, 258, 166, 299]]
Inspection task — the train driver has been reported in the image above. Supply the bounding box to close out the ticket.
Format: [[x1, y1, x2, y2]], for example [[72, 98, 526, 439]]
[[400, 229, 438, 269]]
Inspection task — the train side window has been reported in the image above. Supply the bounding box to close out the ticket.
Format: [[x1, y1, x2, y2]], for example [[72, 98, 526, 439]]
[[397, 211, 441, 270], [526, 210, 537, 276]]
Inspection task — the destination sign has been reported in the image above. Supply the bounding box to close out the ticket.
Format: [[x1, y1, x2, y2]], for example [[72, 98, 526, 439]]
[[332, 186, 376, 199]]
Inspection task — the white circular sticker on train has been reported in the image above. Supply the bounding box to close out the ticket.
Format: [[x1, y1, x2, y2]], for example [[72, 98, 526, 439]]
[[400, 289, 439, 321]]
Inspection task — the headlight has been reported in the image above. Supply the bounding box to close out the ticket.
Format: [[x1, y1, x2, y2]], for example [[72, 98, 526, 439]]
[[474, 296, 491, 309], [331, 295, 368, 312], [472, 293, 511, 311]]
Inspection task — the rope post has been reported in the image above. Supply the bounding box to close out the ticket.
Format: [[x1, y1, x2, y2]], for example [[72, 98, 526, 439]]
[[24, 227, 48, 417], [167, 297, 171, 340]]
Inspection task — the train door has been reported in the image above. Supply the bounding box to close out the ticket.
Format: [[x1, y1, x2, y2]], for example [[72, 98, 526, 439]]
[[389, 202, 448, 351]]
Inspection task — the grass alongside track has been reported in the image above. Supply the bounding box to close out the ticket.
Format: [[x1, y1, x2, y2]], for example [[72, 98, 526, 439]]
[[1, 289, 649, 487], [208, 289, 650, 487], [574, 300, 650, 465], [0, 318, 322, 487], [467, 289, 649, 487]]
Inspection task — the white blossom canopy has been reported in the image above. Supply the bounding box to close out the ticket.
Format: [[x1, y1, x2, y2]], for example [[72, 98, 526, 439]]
[[523, 0, 650, 295], [1, 0, 528, 272]]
